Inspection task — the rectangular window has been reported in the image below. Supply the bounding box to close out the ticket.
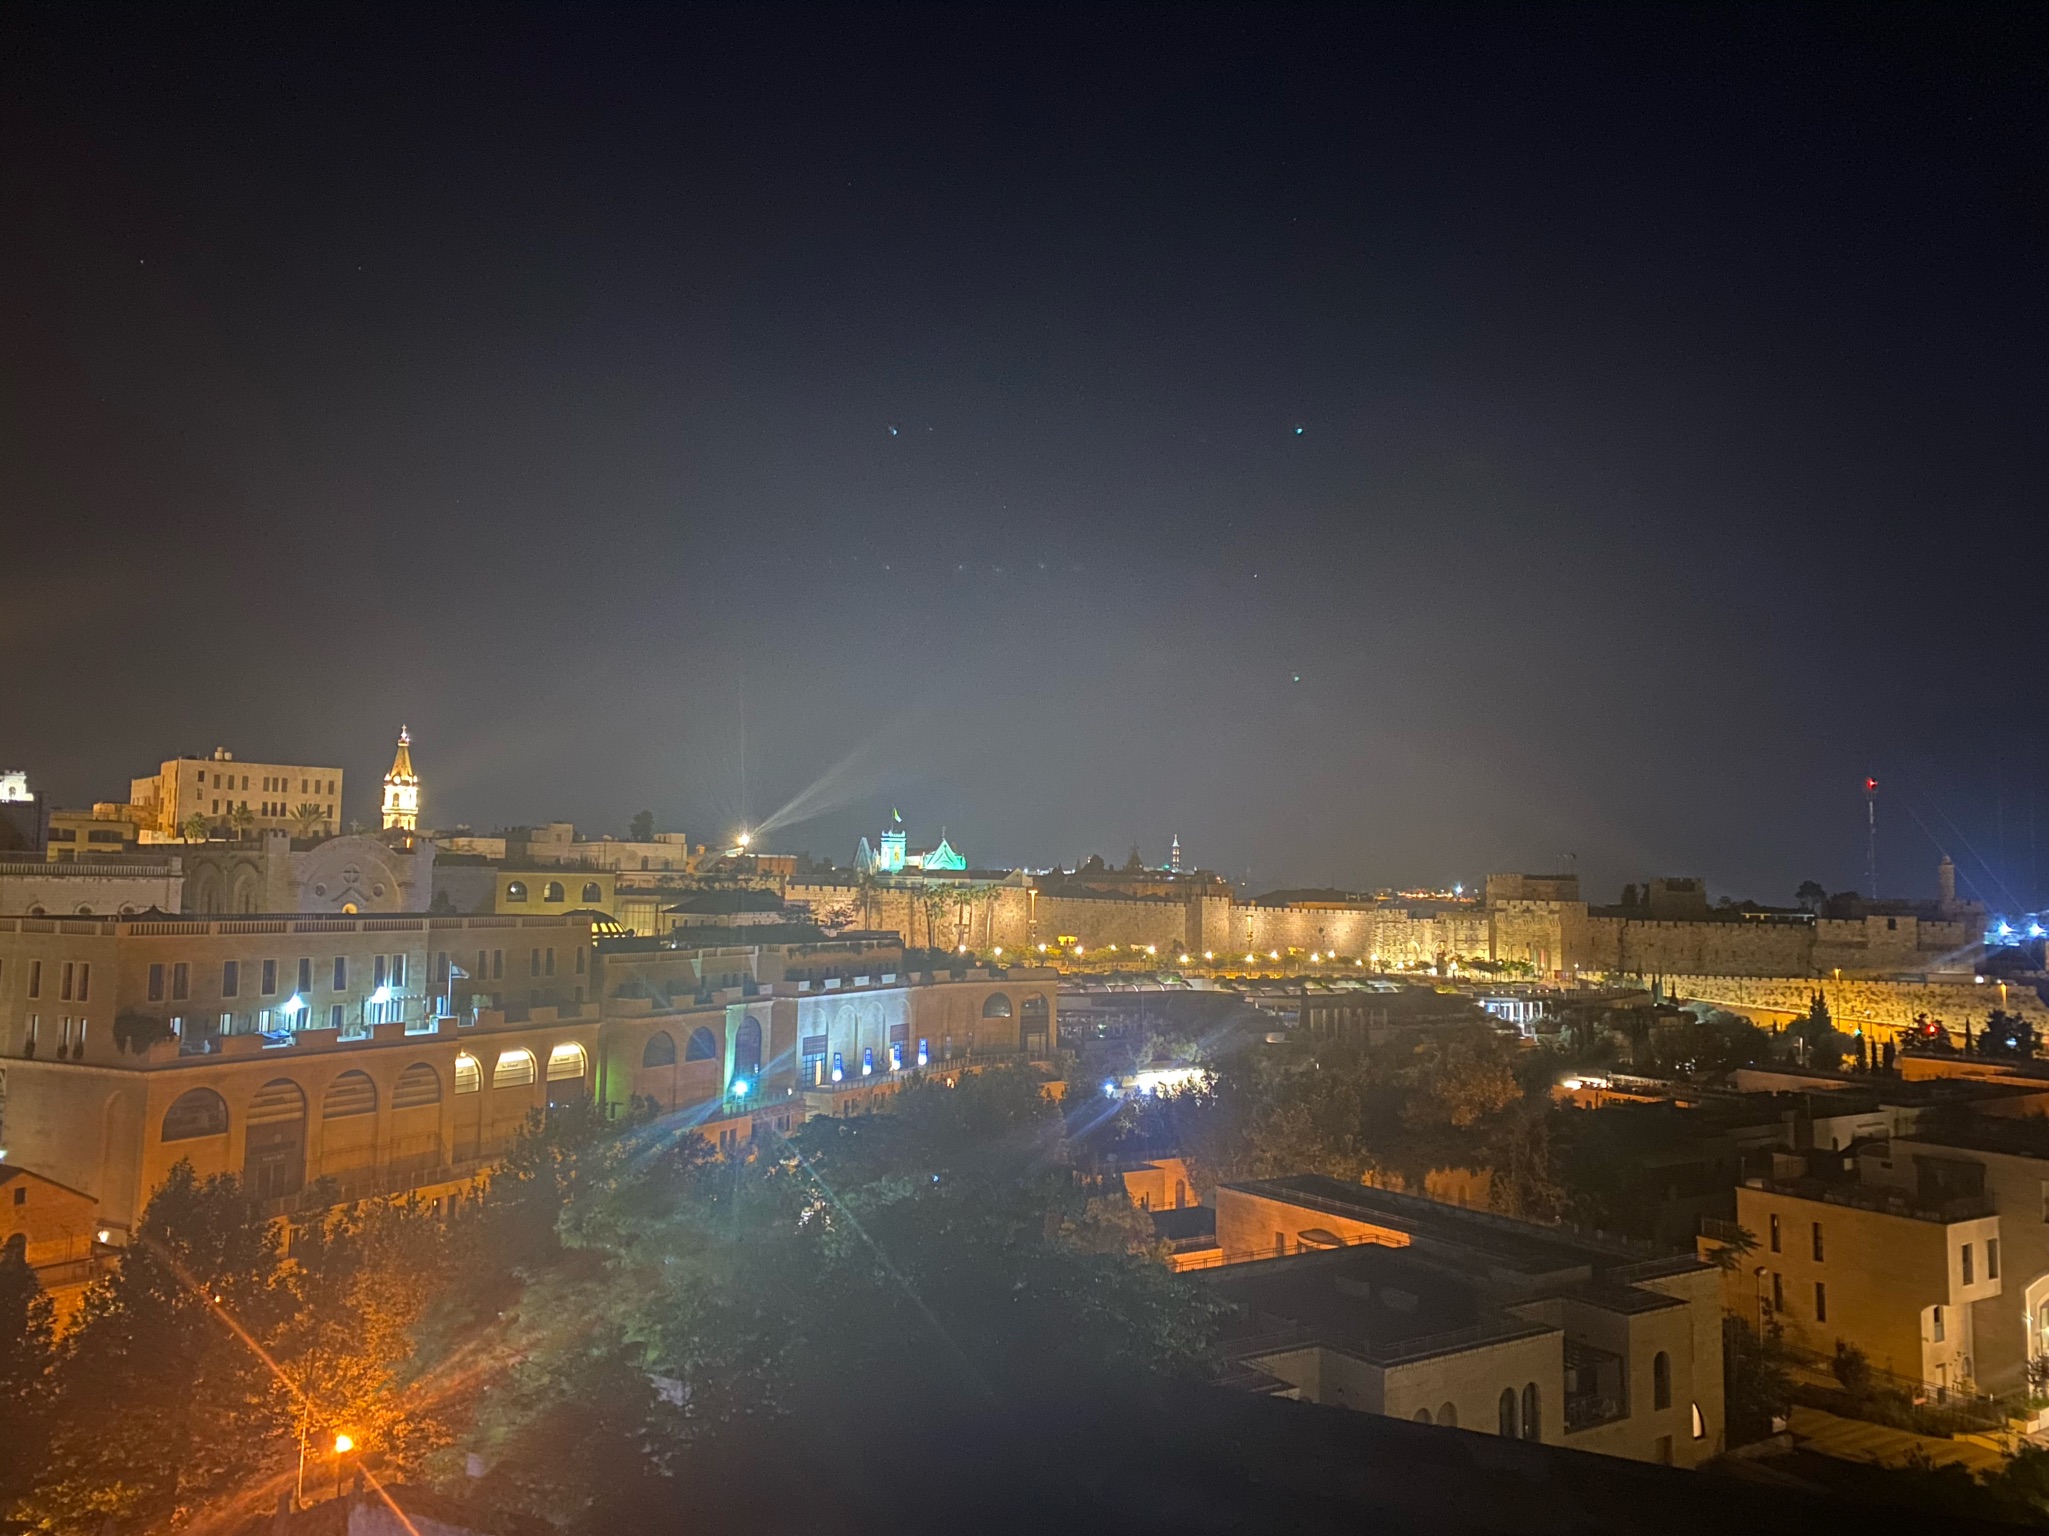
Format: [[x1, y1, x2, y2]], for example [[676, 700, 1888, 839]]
[[435, 951, 449, 985], [332, 957, 347, 991], [493, 950, 504, 979], [299, 957, 312, 993], [1990, 1238, 2001, 1281], [149, 963, 165, 1001], [1811, 1222, 1824, 1262], [262, 959, 277, 996], [391, 953, 405, 987], [545, 947, 555, 976], [222, 960, 239, 998], [27, 960, 39, 999], [330, 1003, 344, 1031], [1771, 1272, 1783, 1313], [60, 962, 74, 1002], [575, 947, 586, 975], [1768, 1213, 1781, 1253], [77, 963, 90, 1003], [373, 955, 388, 990], [1933, 1305, 1945, 1343], [173, 962, 189, 1000], [530, 948, 540, 977], [1814, 1282, 1827, 1323], [1962, 1243, 1974, 1285]]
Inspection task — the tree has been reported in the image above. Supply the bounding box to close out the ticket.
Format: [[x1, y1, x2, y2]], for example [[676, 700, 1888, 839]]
[[1795, 880, 1827, 912], [291, 802, 329, 839], [229, 801, 256, 840], [1980, 1010, 2039, 1061], [1787, 992, 1852, 1071], [26, 1164, 299, 1533], [181, 813, 209, 842], [630, 811, 655, 843], [1124, 844, 1145, 872], [0, 1242, 55, 1511], [1724, 1316, 1792, 1446]]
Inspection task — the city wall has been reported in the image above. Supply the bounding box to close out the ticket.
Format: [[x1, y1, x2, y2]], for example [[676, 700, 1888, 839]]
[[1661, 974, 2049, 1038]]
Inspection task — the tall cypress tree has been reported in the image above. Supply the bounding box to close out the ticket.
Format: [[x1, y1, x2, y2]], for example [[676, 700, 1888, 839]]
[[0, 1241, 55, 1513]]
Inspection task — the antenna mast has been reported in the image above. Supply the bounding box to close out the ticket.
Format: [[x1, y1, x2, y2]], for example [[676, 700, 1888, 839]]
[[1864, 777, 1879, 899]]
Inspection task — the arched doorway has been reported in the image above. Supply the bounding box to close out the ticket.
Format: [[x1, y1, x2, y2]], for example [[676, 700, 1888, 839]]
[[733, 1016, 763, 1084], [243, 1078, 307, 1199], [545, 1042, 588, 1109], [1020, 994, 1050, 1056]]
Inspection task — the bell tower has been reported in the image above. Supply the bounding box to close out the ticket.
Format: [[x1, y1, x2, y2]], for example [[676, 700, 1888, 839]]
[[381, 726, 420, 832]]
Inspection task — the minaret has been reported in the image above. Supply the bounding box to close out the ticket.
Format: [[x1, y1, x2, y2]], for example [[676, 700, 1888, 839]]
[[1170, 834, 1182, 875], [381, 727, 420, 832]]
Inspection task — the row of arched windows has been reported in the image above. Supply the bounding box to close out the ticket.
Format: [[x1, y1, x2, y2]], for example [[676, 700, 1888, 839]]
[[641, 1027, 720, 1067], [159, 1045, 590, 1141], [1498, 1383, 1541, 1440], [504, 880, 604, 904]]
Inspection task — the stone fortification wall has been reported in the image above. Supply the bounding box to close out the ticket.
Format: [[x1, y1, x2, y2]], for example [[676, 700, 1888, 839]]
[[1661, 974, 2049, 1038], [1582, 915, 1812, 977]]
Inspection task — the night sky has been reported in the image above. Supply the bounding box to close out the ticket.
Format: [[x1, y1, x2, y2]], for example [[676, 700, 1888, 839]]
[[4, 5, 2044, 909]]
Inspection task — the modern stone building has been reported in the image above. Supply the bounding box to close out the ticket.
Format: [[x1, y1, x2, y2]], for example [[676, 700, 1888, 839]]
[[1203, 1176, 1725, 1468], [128, 747, 342, 840]]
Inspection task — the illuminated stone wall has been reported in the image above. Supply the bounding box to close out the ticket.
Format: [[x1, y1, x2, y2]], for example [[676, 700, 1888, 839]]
[[1660, 974, 2049, 1037]]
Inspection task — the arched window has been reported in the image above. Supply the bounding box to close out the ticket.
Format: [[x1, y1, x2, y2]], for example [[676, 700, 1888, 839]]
[[546, 1042, 587, 1080], [393, 1062, 441, 1109], [544, 881, 565, 903], [162, 1087, 229, 1141], [734, 1016, 762, 1078], [1498, 1388, 1518, 1438], [582, 882, 603, 903], [1691, 1402, 1706, 1439], [493, 1048, 536, 1088], [982, 992, 1013, 1019], [322, 1070, 378, 1119], [76, 904, 94, 915], [685, 1026, 718, 1061], [505, 881, 528, 903], [642, 1031, 677, 1067], [453, 1052, 481, 1094], [1653, 1351, 1672, 1410], [1412, 1407, 1432, 1424], [1521, 1382, 1540, 1440], [1438, 1402, 1458, 1429]]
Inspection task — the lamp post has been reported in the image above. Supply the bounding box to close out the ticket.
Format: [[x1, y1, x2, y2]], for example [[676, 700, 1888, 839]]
[[333, 1433, 354, 1501]]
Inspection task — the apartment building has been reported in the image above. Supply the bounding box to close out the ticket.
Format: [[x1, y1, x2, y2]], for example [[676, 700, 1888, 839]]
[[129, 748, 342, 839], [1203, 1177, 1724, 1467]]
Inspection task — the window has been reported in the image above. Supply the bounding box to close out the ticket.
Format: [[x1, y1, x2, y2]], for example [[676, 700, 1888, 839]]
[[505, 881, 528, 903], [373, 955, 388, 990], [1498, 1389, 1518, 1438], [530, 948, 541, 977], [545, 948, 555, 976], [173, 963, 189, 1000], [434, 951, 449, 986], [1653, 1351, 1672, 1410], [1768, 1213, 1781, 1253], [391, 953, 405, 987], [493, 1048, 536, 1088], [982, 992, 1013, 1019], [1990, 1238, 2001, 1280], [642, 1031, 677, 1067], [149, 963, 165, 1001], [582, 882, 602, 903], [546, 1043, 587, 1080], [162, 1088, 229, 1141], [329, 1004, 344, 1031], [332, 957, 347, 991], [1275, 1231, 1288, 1259], [543, 881, 565, 903], [298, 958, 312, 992], [453, 1052, 481, 1093], [477, 949, 488, 983], [1811, 1222, 1824, 1262], [1691, 1402, 1707, 1440], [1963, 1244, 1974, 1285], [1815, 1282, 1827, 1323], [1412, 1408, 1432, 1424], [60, 963, 74, 1001], [222, 961, 239, 998], [492, 950, 504, 980], [77, 964, 89, 1002], [393, 1062, 440, 1109], [575, 947, 586, 974], [262, 959, 277, 995], [1521, 1383, 1539, 1440], [27, 961, 39, 999], [1932, 1305, 1946, 1343], [1438, 1402, 1457, 1429], [1771, 1272, 1784, 1312], [322, 1071, 378, 1119]]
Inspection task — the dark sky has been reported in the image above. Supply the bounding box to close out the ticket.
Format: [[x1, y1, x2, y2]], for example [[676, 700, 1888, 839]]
[[4, 4, 2044, 910]]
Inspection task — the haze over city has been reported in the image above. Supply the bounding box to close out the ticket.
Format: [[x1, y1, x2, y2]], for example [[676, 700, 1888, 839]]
[[6, 6, 2044, 906]]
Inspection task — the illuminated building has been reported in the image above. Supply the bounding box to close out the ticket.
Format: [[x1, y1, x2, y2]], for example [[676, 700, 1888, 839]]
[[0, 770, 45, 854], [1169, 833, 1182, 875], [381, 726, 420, 832], [1203, 1177, 1723, 1466], [127, 747, 342, 841]]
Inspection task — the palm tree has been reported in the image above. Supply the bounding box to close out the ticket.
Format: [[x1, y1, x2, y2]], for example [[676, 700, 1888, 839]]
[[291, 802, 329, 840], [180, 813, 209, 843], [229, 801, 256, 841]]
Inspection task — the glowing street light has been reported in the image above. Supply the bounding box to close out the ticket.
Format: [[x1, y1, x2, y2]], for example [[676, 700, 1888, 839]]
[[730, 1077, 751, 1099], [333, 1433, 354, 1456]]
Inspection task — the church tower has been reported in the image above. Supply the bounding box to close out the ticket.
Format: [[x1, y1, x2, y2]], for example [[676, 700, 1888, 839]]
[[381, 727, 420, 832]]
